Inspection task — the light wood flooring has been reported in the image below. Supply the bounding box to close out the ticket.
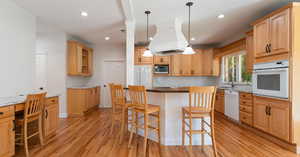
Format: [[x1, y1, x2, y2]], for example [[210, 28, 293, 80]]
[[15, 108, 299, 157]]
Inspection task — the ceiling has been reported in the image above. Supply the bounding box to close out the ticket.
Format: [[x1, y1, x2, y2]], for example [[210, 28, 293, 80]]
[[133, 0, 288, 46], [13, 0, 126, 45], [12, 0, 289, 46]]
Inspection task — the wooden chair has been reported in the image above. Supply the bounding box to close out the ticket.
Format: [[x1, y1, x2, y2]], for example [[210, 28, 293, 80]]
[[128, 85, 161, 156], [182, 86, 217, 157], [109, 83, 133, 144], [15, 93, 46, 157]]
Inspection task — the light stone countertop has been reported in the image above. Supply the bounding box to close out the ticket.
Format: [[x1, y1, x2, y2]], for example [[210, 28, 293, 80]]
[[67, 85, 100, 89]]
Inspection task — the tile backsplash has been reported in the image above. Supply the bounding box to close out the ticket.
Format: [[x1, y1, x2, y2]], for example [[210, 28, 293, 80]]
[[153, 76, 218, 88]]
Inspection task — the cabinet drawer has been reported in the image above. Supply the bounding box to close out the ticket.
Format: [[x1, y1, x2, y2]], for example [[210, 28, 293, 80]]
[[46, 97, 59, 106], [240, 92, 253, 100], [0, 106, 14, 119], [240, 111, 253, 125], [240, 105, 252, 113], [240, 99, 253, 106]]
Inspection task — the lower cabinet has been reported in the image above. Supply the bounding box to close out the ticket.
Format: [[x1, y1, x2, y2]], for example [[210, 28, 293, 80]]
[[44, 96, 59, 138], [253, 96, 290, 141], [67, 86, 101, 117], [215, 89, 224, 114], [0, 106, 15, 157], [239, 92, 253, 126]]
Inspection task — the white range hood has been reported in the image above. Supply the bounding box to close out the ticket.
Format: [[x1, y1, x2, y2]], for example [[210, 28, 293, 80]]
[[149, 18, 188, 55]]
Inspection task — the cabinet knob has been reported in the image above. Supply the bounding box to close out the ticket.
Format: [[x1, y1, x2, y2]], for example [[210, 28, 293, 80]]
[[0, 112, 3, 115]]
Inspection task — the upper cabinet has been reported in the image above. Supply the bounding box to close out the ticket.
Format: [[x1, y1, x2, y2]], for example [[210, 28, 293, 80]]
[[67, 41, 93, 76], [245, 31, 254, 73], [134, 46, 153, 65], [253, 8, 290, 62], [153, 56, 170, 65]]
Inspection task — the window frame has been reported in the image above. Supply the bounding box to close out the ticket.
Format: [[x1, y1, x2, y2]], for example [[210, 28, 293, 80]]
[[221, 50, 248, 85]]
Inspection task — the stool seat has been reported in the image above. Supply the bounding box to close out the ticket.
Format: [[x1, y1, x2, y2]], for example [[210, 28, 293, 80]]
[[134, 104, 160, 114]]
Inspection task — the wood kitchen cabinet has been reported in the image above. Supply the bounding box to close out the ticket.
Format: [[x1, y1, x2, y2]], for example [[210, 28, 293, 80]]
[[153, 56, 170, 65], [253, 8, 290, 62], [68, 40, 93, 76], [134, 46, 153, 65], [215, 89, 224, 114], [239, 92, 253, 126], [245, 31, 254, 73], [253, 96, 290, 141], [0, 106, 15, 157], [67, 86, 101, 117], [44, 97, 59, 138]]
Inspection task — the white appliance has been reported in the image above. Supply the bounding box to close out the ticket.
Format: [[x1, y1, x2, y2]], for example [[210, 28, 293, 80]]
[[225, 90, 239, 121], [134, 65, 153, 88], [252, 60, 289, 99]]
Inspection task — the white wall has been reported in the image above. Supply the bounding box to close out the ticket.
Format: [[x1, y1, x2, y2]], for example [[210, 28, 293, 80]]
[[36, 20, 68, 118], [0, 0, 36, 97], [87, 43, 126, 107]]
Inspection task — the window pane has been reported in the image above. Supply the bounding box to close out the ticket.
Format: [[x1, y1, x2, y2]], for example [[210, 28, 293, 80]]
[[240, 54, 252, 83]]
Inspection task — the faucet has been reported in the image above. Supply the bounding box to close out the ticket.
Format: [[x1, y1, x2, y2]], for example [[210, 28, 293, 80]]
[[230, 81, 235, 88]]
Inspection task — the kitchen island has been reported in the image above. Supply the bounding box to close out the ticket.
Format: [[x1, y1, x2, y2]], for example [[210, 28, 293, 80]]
[[129, 87, 212, 146]]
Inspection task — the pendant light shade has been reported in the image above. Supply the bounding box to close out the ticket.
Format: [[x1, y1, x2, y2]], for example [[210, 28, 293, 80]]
[[183, 2, 195, 55], [143, 10, 153, 57]]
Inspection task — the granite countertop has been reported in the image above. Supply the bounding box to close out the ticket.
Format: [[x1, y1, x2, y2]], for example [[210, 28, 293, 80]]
[[218, 86, 253, 93], [124, 87, 189, 93], [68, 85, 100, 89], [0, 93, 60, 108]]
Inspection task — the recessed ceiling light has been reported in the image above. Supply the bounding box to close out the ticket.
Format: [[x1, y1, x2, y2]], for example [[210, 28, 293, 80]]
[[149, 37, 153, 41], [105, 37, 110, 41], [191, 37, 195, 41], [81, 11, 88, 17], [218, 14, 225, 19]]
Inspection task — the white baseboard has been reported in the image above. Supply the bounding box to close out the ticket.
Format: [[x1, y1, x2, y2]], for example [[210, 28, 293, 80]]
[[59, 113, 68, 118]]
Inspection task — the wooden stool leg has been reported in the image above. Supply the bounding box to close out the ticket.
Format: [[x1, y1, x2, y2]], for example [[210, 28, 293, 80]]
[[135, 112, 139, 138], [128, 110, 135, 148], [182, 110, 185, 146], [39, 115, 44, 146], [201, 117, 204, 152], [211, 114, 217, 157], [119, 107, 126, 144], [24, 122, 29, 157], [157, 111, 161, 145], [143, 114, 149, 157], [189, 116, 193, 146], [110, 114, 115, 135]]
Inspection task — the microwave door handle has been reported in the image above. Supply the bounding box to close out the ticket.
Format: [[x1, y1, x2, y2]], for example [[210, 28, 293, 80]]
[[254, 68, 288, 73]]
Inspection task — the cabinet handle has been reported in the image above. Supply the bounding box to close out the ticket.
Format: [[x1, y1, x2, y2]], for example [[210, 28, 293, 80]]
[[265, 45, 268, 53], [269, 44, 272, 53], [13, 120, 15, 131], [268, 106, 272, 116], [138, 58, 142, 62], [0, 112, 3, 115], [45, 110, 48, 119], [265, 106, 268, 115], [160, 58, 163, 63]]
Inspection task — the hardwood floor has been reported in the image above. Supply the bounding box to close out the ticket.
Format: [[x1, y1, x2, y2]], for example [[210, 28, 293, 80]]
[[15, 108, 299, 157]]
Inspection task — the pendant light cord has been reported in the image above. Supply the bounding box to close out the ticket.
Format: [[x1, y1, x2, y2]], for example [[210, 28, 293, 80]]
[[188, 4, 191, 45], [145, 11, 151, 44]]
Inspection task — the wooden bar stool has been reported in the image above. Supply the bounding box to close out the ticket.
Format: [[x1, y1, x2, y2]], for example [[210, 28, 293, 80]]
[[182, 86, 217, 157], [109, 83, 133, 144], [15, 93, 46, 157], [128, 85, 161, 156]]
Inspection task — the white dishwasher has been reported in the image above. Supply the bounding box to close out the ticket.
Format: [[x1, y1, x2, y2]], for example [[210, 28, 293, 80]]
[[225, 90, 239, 121]]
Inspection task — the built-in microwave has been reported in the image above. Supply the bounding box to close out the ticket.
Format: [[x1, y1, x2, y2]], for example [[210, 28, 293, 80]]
[[153, 65, 169, 74], [252, 60, 289, 99]]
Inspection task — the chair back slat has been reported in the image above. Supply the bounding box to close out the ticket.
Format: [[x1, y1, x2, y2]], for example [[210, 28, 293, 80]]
[[128, 86, 147, 110], [109, 83, 127, 113], [188, 86, 216, 112], [25, 93, 46, 118]]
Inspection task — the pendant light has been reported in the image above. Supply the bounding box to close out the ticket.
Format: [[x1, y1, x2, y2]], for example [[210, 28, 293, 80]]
[[143, 10, 153, 57], [182, 2, 195, 55]]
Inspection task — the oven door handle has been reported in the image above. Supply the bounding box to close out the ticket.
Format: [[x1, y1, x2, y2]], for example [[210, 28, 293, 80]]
[[253, 68, 288, 73]]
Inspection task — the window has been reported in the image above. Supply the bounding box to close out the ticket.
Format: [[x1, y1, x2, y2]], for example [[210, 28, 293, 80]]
[[222, 51, 251, 84]]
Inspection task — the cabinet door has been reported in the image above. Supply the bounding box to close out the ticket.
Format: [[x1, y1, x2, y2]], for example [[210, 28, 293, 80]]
[[269, 9, 290, 55], [181, 55, 192, 75], [0, 117, 14, 157], [76, 45, 83, 73], [253, 98, 269, 132], [171, 55, 182, 75], [191, 52, 203, 75], [269, 100, 290, 141], [44, 105, 59, 137], [87, 89, 94, 109], [87, 49, 93, 76], [134, 47, 143, 65], [154, 56, 170, 65], [246, 32, 254, 73], [254, 19, 269, 57], [201, 49, 213, 75]]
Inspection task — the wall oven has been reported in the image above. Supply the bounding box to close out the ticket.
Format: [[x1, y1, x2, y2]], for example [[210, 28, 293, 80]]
[[252, 60, 289, 99], [153, 65, 169, 74]]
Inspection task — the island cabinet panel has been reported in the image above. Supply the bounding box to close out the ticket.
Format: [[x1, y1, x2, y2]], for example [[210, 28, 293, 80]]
[[0, 106, 15, 157], [153, 56, 170, 65], [67, 40, 93, 76], [44, 97, 59, 138], [253, 8, 290, 62], [253, 96, 290, 142], [215, 89, 224, 114], [134, 46, 153, 65]]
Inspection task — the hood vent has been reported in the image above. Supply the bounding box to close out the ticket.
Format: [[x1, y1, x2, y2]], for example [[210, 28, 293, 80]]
[[149, 18, 188, 55]]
